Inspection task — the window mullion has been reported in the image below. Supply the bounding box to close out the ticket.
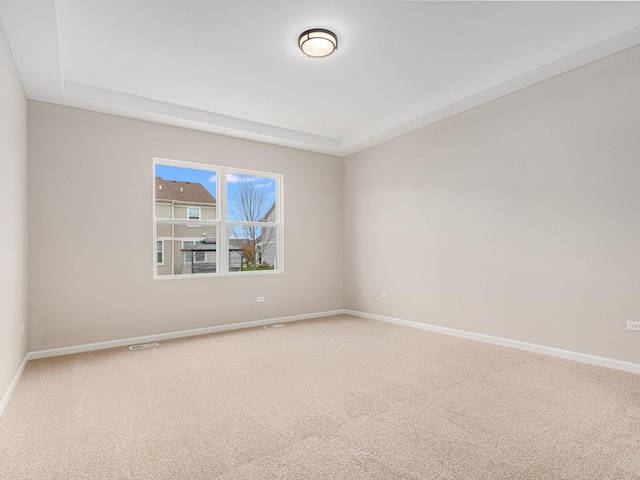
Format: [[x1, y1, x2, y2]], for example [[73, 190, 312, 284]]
[[219, 168, 228, 274]]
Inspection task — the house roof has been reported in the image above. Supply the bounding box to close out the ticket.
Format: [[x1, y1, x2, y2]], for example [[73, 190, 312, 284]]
[[155, 177, 216, 205]]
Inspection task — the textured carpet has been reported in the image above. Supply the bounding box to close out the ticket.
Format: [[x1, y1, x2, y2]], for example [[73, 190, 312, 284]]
[[1, 315, 639, 479]]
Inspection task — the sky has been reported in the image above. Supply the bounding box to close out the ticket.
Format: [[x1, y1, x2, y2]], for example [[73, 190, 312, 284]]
[[155, 164, 276, 221]]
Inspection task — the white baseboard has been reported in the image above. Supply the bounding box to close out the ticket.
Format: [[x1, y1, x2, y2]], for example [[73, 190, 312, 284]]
[[13, 308, 638, 415], [0, 354, 29, 419], [344, 310, 640, 375], [27, 310, 345, 360]]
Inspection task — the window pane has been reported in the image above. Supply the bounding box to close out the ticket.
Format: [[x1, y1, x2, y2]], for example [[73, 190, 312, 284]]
[[156, 222, 217, 276], [227, 173, 276, 222], [157, 240, 163, 264], [155, 165, 217, 220], [229, 226, 277, 272]]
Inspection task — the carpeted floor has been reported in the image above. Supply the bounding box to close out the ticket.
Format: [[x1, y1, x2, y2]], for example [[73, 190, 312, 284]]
[[1, 314, 639, 479]]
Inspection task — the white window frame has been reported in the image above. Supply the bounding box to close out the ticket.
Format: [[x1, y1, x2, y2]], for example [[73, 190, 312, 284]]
[[153, 158, 283, 279]]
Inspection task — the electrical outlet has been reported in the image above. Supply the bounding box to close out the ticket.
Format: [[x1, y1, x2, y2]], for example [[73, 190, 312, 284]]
[[628, 321, 640, 331], [381, 292, 387, 298], [257, 296, 265, 303]]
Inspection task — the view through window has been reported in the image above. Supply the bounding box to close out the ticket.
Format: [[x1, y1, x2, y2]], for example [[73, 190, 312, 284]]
[[154, 159, 281, 277]]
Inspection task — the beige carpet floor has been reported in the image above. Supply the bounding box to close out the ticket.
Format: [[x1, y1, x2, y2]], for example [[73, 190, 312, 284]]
[[1, 314, 639, 479]]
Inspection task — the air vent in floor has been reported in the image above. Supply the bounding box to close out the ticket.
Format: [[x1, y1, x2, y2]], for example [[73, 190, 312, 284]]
[[128, 342, 159, 350]]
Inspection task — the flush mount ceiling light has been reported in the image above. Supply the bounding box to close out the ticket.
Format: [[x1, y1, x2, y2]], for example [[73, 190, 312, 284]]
[[298, 28, 338, 58]]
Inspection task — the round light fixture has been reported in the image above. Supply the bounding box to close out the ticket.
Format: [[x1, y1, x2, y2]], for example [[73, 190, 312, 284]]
[[298, 28, 338, 58]]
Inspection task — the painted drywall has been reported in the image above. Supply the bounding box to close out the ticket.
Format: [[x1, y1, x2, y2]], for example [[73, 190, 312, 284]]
[[0, 20, 28, 405], [344, 45, 640, 364], [27, 103, 343, 350]]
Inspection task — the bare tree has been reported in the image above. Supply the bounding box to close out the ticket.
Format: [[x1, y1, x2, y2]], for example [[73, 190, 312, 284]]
[[231, 177, 275, 270]]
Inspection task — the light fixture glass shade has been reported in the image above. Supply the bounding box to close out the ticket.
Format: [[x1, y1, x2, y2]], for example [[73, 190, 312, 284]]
[[298, 29, 338, 58]]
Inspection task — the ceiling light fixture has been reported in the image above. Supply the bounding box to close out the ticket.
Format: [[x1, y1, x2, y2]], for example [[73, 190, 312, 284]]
[[298, 28, 338, 58]]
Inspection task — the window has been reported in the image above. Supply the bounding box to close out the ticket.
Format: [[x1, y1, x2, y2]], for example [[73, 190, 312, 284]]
[[154, 158, 282, 278], [157, 240, 164, 265], [188, 207, 200, 220]]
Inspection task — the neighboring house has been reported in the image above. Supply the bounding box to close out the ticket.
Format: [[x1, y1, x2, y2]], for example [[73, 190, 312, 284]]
[[257, 202, 277, 268], [156, 176, 276, 274], [155, 177, 220, 275]]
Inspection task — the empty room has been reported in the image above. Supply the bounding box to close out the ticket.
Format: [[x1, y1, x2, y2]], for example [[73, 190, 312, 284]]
[[1, 1, 640, 478]]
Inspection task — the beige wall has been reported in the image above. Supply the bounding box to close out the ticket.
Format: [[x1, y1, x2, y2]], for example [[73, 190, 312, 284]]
[[28, 102, 343, 350], [343, 45, 640, 364], [0, 21, 28, 404]]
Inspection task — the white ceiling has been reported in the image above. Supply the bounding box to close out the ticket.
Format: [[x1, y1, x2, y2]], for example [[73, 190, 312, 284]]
[[2, 1, 640, 156]]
